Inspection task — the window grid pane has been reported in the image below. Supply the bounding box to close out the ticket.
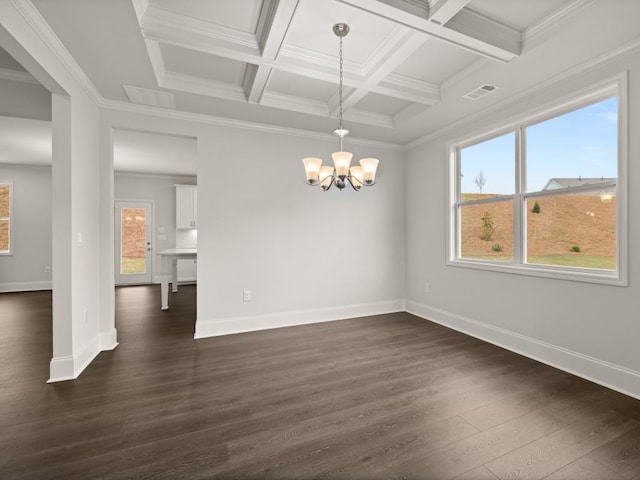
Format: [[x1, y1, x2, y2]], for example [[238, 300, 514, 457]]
[[525, 192, 616, 270], [460, 200, 513, 262]]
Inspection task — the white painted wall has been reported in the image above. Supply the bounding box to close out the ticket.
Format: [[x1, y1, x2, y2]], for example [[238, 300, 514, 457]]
[[0, 78, 51, 121], [0, 163, 51, 291], [405, 49, 640, 398], [196, 127, 406, 336], [100, 108, 406, 338], [114, 172, 196, 282]]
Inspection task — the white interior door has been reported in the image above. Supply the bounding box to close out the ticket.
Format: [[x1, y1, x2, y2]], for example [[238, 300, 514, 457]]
[[115, 201, 153, 285]]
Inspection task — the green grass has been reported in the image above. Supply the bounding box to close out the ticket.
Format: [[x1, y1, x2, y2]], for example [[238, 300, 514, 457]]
[[463, 254, 615, 270], [528, 254, 615, 270], [121, 257, 146, 274]]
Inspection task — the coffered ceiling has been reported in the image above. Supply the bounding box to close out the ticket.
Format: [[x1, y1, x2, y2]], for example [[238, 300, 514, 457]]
[[3, 0, 640, 145], [126, 0, 561, 130]]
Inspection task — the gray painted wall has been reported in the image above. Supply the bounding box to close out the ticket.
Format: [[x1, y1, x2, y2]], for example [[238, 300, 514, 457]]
[[0, 163, 51, 291]]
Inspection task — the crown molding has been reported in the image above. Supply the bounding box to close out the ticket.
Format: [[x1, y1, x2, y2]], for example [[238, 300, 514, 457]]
[[524, 0, 597, 45], [0, 66, 39, 84], [9, 0, 102, 104], [260, 91, 329, 117], [406, 37, 640, 150], [159, 71, 247, 103], [100, 98, 404, 151], [384, 72, 440, 102], [143, 5, 259, 51], [346, 108, 395, 129]]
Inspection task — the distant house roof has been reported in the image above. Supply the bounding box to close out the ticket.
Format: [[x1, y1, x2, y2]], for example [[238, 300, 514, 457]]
[[542, 177, 616, 190]]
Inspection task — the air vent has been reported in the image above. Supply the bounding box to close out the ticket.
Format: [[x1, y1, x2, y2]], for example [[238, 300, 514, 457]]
[[123, 85, 175, 109], [463, 83, 499, 100]]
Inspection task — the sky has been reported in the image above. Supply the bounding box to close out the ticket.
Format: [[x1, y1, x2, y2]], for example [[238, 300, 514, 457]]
[[460, 96, 618, 195]]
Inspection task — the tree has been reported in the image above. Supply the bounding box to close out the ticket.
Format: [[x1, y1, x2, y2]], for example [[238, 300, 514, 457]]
[[480, 212, 494, 241], [532, 201, 540, 214], [474, 170, 487, 193]]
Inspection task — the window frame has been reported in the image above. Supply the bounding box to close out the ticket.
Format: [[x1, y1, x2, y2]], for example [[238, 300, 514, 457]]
[[447, 76, 628, 286], [0, 180, 13, 256]]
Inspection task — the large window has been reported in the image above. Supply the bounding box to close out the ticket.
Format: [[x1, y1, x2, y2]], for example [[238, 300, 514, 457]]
[[450, 81, 626, 285], [0, 182, 11, 254]]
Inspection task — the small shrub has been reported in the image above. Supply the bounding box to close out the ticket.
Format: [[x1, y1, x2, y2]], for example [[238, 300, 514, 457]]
[[480, 212, 494, 241], [532, 201, 540, 214], [570, 245, 581, 252], [492, 244, 504, 252]]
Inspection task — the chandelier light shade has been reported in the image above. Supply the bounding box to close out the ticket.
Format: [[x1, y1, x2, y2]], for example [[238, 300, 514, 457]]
[[302, 23, 379, 191]]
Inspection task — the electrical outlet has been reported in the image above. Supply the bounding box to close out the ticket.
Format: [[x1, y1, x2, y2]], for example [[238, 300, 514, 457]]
[[44, 265, 51, 273], [423, 282, 430, 293], [243, 290, 252, 302]]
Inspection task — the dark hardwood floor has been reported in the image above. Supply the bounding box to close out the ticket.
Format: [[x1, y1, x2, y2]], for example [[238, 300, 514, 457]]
[[1, 285, 639, 479]]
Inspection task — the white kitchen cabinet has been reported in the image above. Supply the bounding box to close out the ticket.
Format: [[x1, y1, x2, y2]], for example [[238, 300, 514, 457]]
[[177, 258, 197, 283], [175, 185, 197, 229]]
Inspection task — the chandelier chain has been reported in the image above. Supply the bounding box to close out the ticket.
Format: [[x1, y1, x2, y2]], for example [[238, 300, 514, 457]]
[[338, 32, 344, 131]]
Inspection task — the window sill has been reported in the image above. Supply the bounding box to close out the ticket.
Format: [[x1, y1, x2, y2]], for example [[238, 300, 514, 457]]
[[447, 258, 627, 287]]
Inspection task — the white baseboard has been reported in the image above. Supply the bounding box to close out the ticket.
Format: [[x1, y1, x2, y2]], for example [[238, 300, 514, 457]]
[[0, 281, 52, 292], [99, 328, 119, 351], [48, 335, 100, 383], [406, 300, 640, 401], [195, 299, 406, 339]]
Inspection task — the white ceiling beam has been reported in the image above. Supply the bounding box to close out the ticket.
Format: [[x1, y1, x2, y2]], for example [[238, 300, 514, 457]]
[[376, 0, 428, 17], [338, 0, 521, 62], [327, 87, 363, 118], [427, 0, 471, 25], [244, 0, 299, 104], [329, 27, 430, 116], [445, 8, 521, 57], [130, 0, 150, 23]]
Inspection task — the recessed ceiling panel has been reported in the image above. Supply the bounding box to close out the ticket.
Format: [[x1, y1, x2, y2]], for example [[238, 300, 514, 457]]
[[395, 38, 478, 84], [284, 0, 397, 65], [268, 70, 337, 103], [466, 0, 569, 31], [354, 92, 412, 117], [161, 44, 247, 85], [148, 0, 263, 34]]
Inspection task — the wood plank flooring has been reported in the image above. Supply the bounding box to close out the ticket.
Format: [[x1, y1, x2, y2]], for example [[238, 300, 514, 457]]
[[1, 285, 639, 479]]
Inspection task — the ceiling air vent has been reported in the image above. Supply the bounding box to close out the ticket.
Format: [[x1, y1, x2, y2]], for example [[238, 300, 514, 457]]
[[463, 83, 499, 100], [123, 85, 175, 109]]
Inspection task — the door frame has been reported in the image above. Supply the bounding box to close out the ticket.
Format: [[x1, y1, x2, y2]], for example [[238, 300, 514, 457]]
[[114, 200, 154, 285]]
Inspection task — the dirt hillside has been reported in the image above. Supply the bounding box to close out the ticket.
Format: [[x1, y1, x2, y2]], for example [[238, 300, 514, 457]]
[[461, 194, 616, 258]]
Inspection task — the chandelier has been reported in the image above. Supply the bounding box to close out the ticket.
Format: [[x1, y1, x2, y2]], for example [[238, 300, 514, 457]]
[[302, 23, 379, 191]]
